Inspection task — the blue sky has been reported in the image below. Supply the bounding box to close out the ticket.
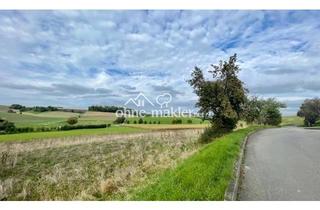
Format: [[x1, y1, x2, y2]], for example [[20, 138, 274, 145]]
[[0, 10, 320, 115]]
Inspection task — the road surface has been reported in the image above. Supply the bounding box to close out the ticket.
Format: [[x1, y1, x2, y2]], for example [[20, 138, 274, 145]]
[[239, 127, 320, 200]]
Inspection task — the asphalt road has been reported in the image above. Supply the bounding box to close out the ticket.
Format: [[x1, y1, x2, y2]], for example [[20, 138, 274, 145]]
[[239, 127, 320, 201]]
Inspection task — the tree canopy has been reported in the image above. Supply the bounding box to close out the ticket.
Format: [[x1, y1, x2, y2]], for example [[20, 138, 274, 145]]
[[297, 98, 320, 126], [188, 54, 247, 131]]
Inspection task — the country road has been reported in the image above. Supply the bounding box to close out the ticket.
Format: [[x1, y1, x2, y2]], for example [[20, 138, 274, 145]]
[[239, 127, 320, 201]]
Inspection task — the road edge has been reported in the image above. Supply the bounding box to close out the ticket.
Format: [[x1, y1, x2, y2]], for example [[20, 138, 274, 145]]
[[224, 129, 260, 201]]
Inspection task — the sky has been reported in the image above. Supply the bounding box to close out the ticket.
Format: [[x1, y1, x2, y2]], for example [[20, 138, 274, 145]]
[[0, 10, 320, 115]]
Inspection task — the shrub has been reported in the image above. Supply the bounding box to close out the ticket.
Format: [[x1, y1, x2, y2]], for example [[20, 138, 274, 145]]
[[133, 120, 137, 124], [297, 98, 320, 126], [127, 120, 130, 124], [67, 117, 78, 125], [199, 126, 229, 144], [187, 119, 193, 124], [172, 119, 182, 124], [15, 127, 34, 133], [158, 121, 160, 124], [264, 108, 281, 126], [149, 121, 152, 124], [144, 121, 147, 124], [59, 124, 107, 131], [113, 116, 126, 124], [138, 118, 144, 124], [0, 119, 16, 134], [153, 121, 156, 124]]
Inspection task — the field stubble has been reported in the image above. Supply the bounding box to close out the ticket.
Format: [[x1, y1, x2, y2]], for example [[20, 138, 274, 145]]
[[0, 129, 202, 200]]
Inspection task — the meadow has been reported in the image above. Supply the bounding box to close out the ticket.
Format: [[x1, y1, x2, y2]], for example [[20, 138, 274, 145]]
[[281, 116, 304, 126]]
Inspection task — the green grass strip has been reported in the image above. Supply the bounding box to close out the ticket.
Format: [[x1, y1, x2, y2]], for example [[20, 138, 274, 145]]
[[132, 126, 261, 201], [0, 126, 146, 143]]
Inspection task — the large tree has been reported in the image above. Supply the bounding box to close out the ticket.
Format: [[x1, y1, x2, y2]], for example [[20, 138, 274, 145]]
[[297, 98, 320, 126], [188, 54, 247, 132]]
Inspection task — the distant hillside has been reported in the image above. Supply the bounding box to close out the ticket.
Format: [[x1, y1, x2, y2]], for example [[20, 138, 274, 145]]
[[0, 105, 9, 112]]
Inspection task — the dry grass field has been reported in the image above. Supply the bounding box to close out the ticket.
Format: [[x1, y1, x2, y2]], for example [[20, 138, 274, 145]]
[[0, 129, 202, 200]]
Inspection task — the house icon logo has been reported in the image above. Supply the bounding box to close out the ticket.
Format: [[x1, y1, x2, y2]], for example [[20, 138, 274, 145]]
[[124, 93, 155, 108]]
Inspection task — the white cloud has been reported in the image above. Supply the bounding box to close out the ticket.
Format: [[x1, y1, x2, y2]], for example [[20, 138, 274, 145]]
[[0, 10, 319, 114]]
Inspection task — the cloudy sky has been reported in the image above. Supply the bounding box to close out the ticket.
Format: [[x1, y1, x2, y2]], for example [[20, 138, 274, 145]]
[[0, 10, 319, 115]]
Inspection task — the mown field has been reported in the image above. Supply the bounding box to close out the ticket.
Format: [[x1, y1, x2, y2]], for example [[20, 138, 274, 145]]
[[0, 110, 115, 128]]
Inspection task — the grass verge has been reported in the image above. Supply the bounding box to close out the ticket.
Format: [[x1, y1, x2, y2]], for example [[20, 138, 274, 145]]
[[131, 126, 261, 201]]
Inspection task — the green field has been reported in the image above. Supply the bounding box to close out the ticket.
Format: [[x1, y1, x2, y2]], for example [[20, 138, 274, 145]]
[[0, 126, 146, 143], [0, 109, 117, 128], [281, 116, 304, 126], [0, 106, 206, 129], [131, 126, 261, 200]]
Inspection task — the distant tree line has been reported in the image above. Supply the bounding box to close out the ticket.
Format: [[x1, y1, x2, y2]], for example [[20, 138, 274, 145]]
[[9, 104, 59, 112], [88, 105, 124, 113], [9, 104, 86, 113], [88, 105, 137, 115]]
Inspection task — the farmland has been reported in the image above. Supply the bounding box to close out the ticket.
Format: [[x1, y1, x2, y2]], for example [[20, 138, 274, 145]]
[[0, 129, 202, 200], [0, 104, 279, 200], [281, 116, 304, 126]]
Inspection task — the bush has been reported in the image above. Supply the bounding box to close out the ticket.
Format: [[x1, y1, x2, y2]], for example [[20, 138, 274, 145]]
[[158, 121, 160, 124], [138, 118, 144, 124], [113, 116, 126, 124], [67, 117, 78, 125], [144, 121, 147, 124], [264, 108, 281, 126], [199, 126, 230, 144], [172, 119, 182, 124], [15, 127, 35, 133], [297, 98, 320, 126], [153, 121, 156, 124], [133, 120, 137, 124], [127, 120, 130, 124], [0, 119, 16, 134], [59, 124, 107, 131], [187, 119, 193, 124]]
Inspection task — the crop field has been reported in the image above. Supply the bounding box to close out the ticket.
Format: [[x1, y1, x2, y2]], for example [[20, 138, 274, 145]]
[[0, 129, 202, 200]]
